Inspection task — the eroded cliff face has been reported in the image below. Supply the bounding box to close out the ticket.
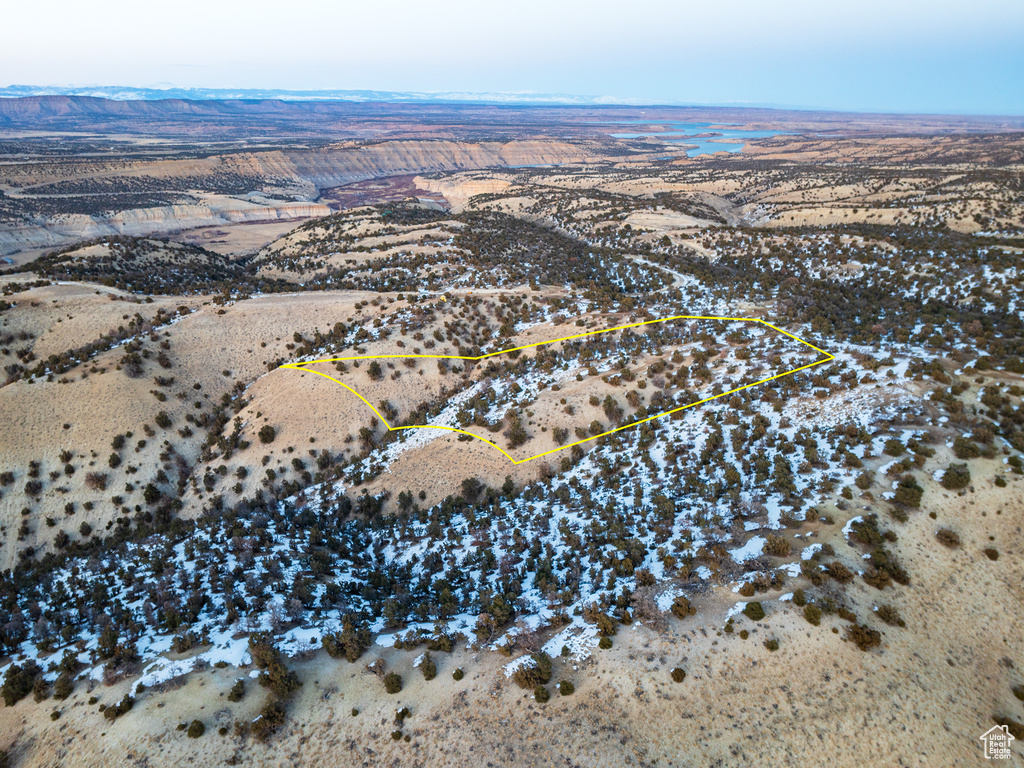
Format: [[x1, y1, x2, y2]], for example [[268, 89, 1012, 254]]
[[0, 140, 605, 256], [275, 139, 598, 188], [0, 198, 332, 256], [52, 140, 599, 189], [415, 175, 514, 212]]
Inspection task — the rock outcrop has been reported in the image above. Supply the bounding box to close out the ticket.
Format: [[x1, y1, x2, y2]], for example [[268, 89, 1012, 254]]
[[1, 139, 605, 256], [0, 198, 331, 256]]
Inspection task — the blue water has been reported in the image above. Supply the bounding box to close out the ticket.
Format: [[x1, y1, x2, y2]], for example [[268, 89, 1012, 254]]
[[596, 120, 792, 158]]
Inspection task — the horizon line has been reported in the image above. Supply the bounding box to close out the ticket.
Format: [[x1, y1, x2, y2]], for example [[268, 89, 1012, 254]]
[[2, 84, 1023, 120]]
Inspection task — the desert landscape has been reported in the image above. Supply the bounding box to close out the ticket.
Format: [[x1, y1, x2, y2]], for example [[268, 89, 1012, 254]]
[[0, 92, 1022, 768]]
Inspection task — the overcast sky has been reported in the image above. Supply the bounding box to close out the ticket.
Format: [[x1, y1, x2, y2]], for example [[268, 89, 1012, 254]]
[[2, 0, 1022, 114]]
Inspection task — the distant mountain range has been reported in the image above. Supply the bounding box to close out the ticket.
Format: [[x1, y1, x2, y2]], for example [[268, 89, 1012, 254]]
[[0, 84, 638, 106]]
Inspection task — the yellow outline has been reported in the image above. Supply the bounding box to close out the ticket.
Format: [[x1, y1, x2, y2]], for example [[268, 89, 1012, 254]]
[[280, 314, 834, 465]]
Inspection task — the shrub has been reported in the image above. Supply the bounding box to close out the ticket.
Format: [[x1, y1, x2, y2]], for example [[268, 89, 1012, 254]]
[[187, 720, 205, 738], [824, 561, 854, 583], [252, 699, 287, 742], [453, 668, 465, 681], [139, 482, 161, 505], [893, 477, 923, 507], [953, 437, 980, 460], [258, 425, 276, 444], [227, 679, 245, 702], [803, 604, 822, 626], [534, 685, 550, 703], [876, 604, 906, 627], [121, 352, 144, 377], [635, 568, 656, 587], [792, 589, 807, 607], [582, 605, 617, 636], [863, 568, 891, 590], [384, 673, 403, 694], [426, 634, 455, 653], [559, 680, 575, 695], [598, 636, 613, 650], [763, 534, 791, 557], [742, 602, 765, 621], [420, 652, 437, 681], [860, 547, 910, 591], [368, 361, 384, 380], [671, 595, 696, 620], [993, 717, 1024, 741], [322, 616, 372, 662], [108, 453, 121, 469], [250, 636, 302, 698], [883, 439, 905, 456], [1, 661, 42, 706], [85, 472, 107, 491], [845, 623, 882, 651], [670, 667, 686, 683], [985, 548, 999, 561], [459, 477, 482, 502], [936, 528, 961, 548], [53, 671, 73, 700], [249, 634, 282, 669], [848, 515, 892, 548], [512, 653, 552, 689], [941, 463, 971, 490], [258, 663, 301, 698], [505, 421, 528, 448], [155, 411, 172, 429], [32, 676, 49, 702], [103, 694, 134, 721], [764, 639, 779, 652]]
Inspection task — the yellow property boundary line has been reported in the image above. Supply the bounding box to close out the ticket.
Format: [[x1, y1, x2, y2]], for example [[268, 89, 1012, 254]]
[[281, 315, 834, 465]]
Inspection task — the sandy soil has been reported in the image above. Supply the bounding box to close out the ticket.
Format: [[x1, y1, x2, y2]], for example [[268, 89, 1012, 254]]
[[175, 219, 318, 257]]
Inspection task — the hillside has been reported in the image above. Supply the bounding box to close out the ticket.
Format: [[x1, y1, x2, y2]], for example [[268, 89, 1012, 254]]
[[1, 120, 1023, 766]]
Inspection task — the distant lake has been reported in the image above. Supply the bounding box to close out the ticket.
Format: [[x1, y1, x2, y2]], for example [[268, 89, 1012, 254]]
[[596, 120, 793, 157]]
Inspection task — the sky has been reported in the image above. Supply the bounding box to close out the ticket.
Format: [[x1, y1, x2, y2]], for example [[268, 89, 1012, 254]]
[[2, 0, 1023, 114]]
